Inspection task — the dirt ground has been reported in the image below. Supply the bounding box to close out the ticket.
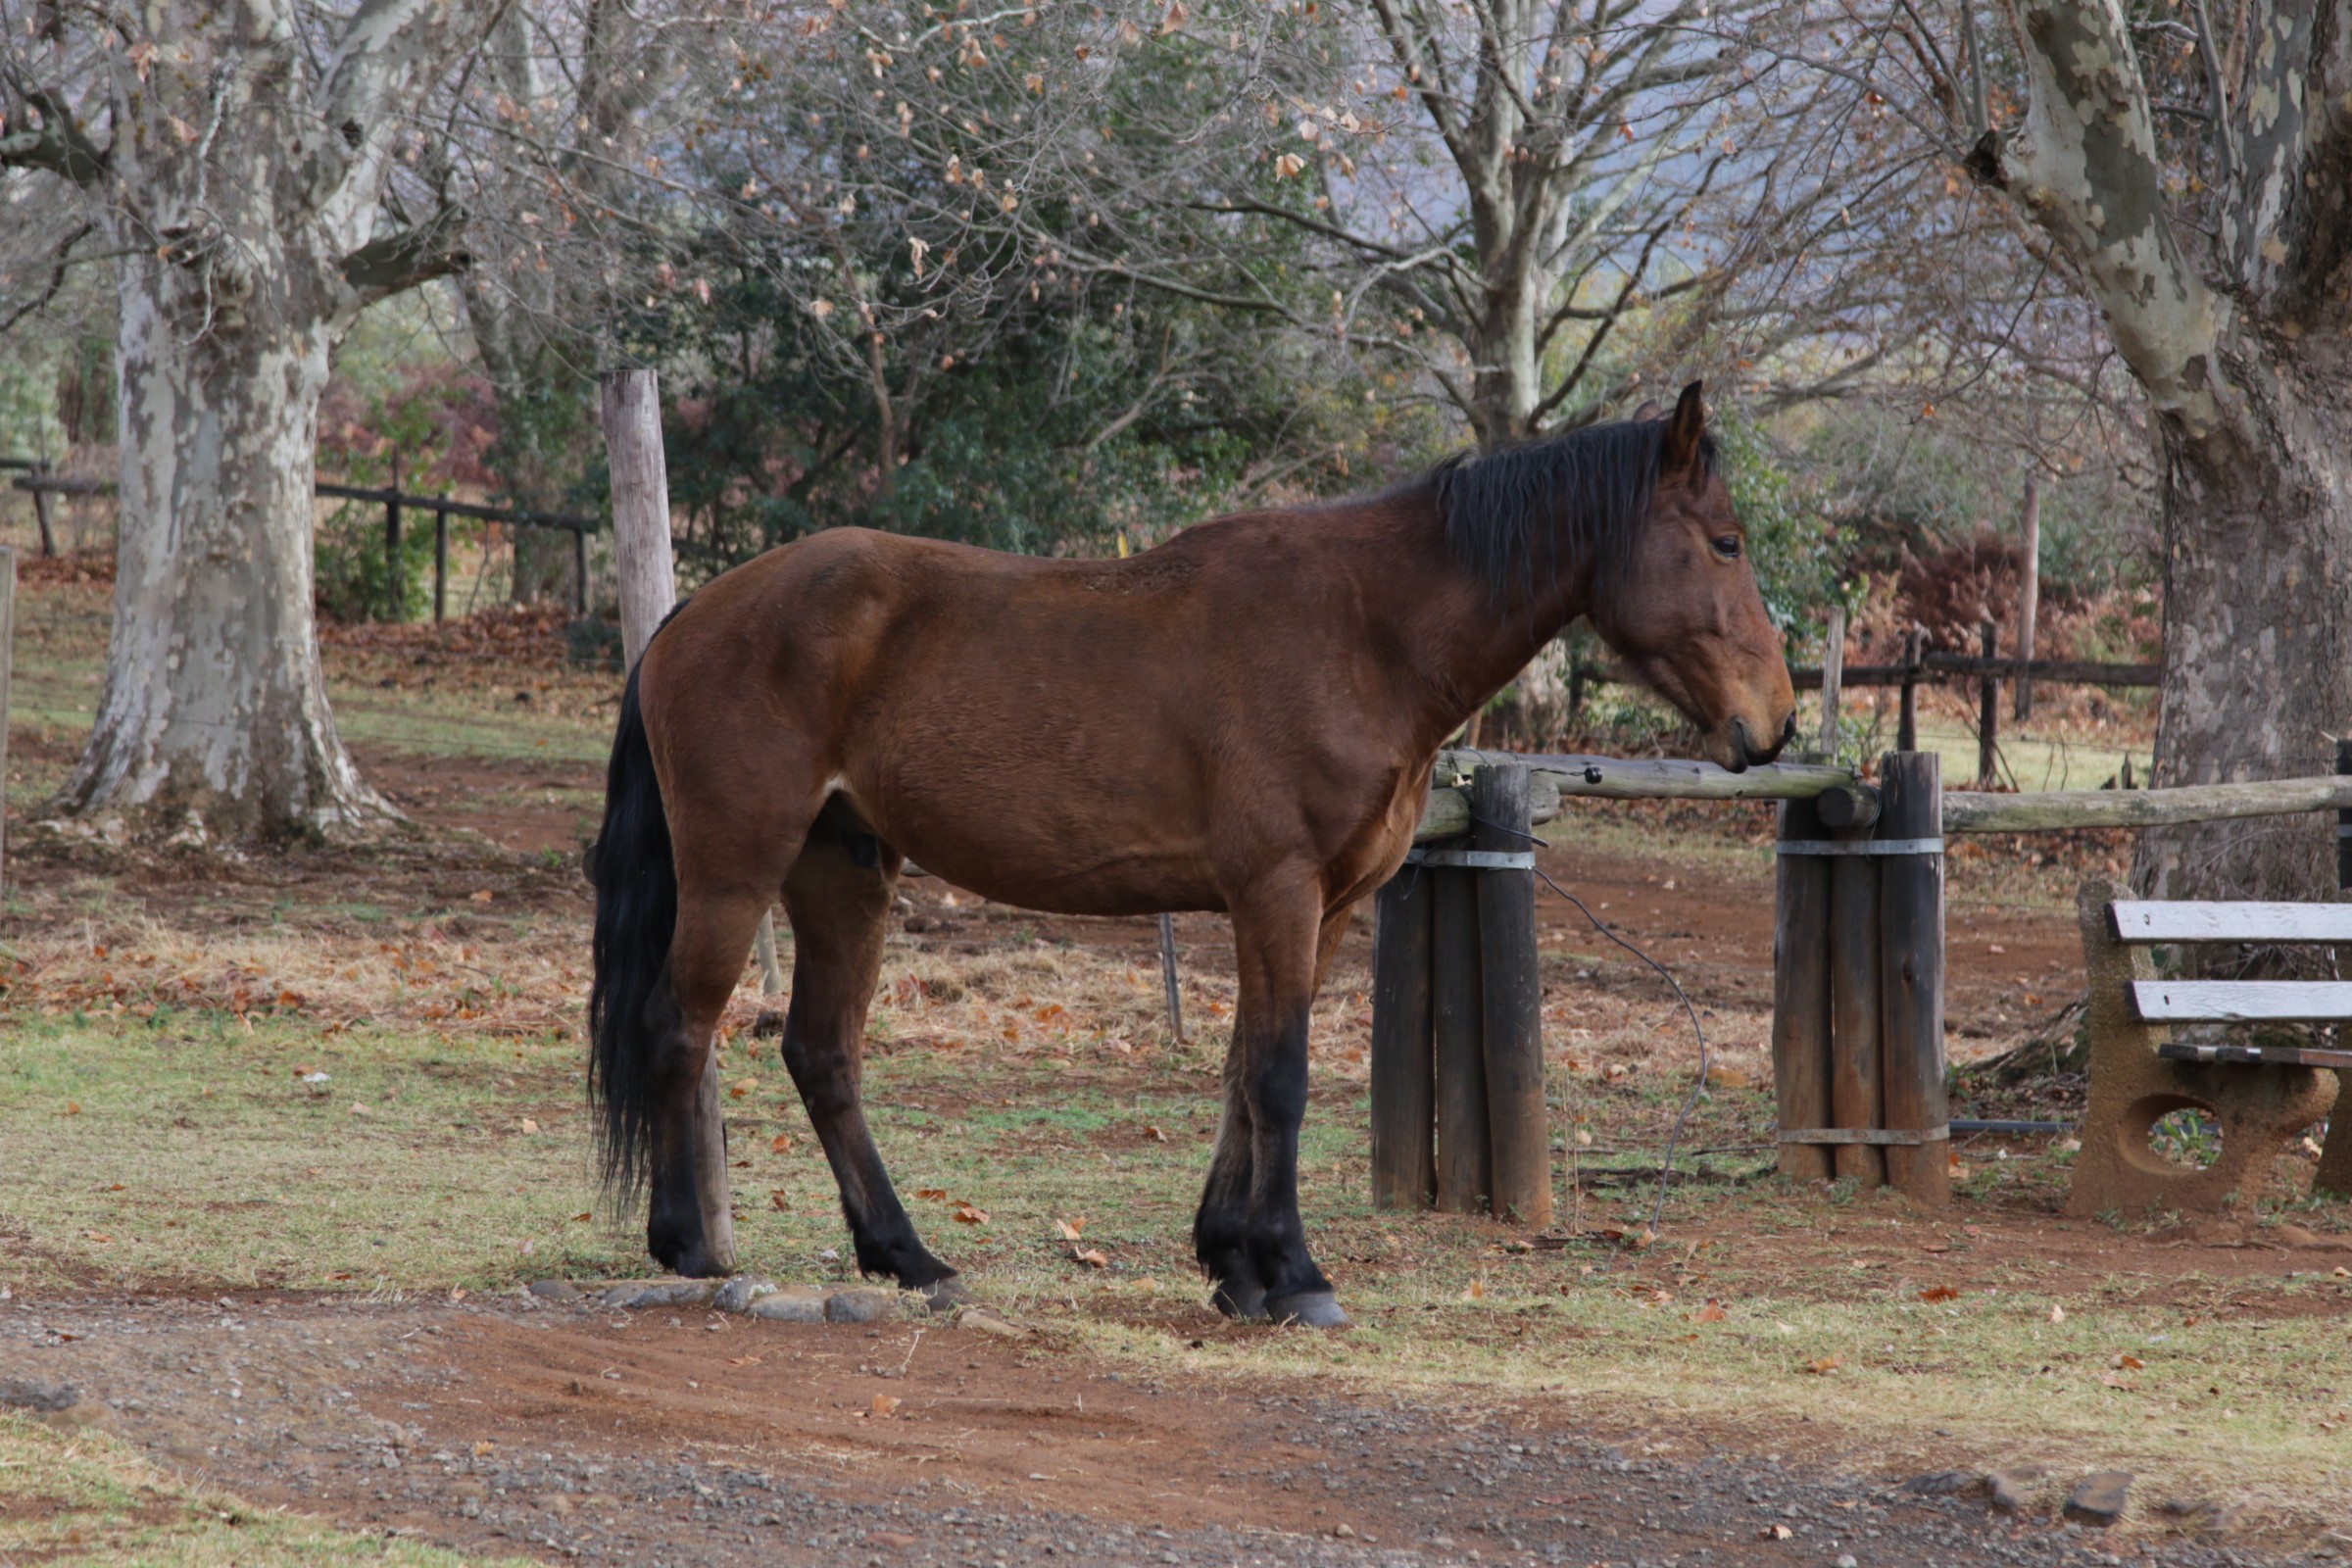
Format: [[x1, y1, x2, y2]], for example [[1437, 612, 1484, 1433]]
[[6, 1289, 2301, 1568], [5, 589, 2346, 1567]]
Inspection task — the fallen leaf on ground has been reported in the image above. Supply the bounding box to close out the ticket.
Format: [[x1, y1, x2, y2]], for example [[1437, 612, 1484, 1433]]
[[1072, 1248, 1108, 1268], [1803, 1355, 1842, 1375], [2113, 1352, 2145, 1370], [953, 1201, 989, 1224], [469, 890, 493, 904], [1694, 1299, 1728, 1324], [1144, 1124, 1168, 1142], [1760, 1523, 1793, 1540], [770, 1133, 792, 1154], [2050, 1303, 2067, 1324], [520, 1117, 540, 1135], [1918, 1285, 1960, 1302], [915, 1188, 949, 1200], [727, 1355, 763, 1367], [1054, 1216, 1086, 1241]]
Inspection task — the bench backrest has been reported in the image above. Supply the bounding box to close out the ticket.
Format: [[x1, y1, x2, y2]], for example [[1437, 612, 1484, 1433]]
[[2107, 901, 2352, 1023]]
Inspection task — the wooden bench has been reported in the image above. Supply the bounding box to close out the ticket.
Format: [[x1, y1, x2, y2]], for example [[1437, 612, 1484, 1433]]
[[2070, 878, 2352, 1215]]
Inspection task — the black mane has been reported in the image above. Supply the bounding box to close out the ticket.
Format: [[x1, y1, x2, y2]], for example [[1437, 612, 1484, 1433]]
[[1427, 418, 1716, 601]]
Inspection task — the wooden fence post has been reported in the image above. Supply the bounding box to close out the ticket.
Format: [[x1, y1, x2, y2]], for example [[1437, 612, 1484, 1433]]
[[1370, 868, 1436, 1209], [1474, 762, 1551, 1226], [1976, 619, 1999, 788], [1772, 796, 1835, 1180], [2015, 477, 2040, 721], [2338, 738, 2352, 892], [1818, 606, 1846, 757], [383, 481, 404, 623], [573, 524, 590, 614], [433, 509, 450, 623], [1828, 793, 1886, 1188], [0, 547, 15, 901], [1432, 859, 1491, 1213], [1879, 751, 1950, 1205], [28, 465, 55, 557], [1896, 628, 1923, 754], [602, 368, 739, 1274], [1157, 912, 1185, 1043]]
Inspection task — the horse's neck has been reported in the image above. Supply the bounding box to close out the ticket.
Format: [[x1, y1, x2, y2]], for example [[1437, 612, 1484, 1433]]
[[1367, 499, 1592, 748]]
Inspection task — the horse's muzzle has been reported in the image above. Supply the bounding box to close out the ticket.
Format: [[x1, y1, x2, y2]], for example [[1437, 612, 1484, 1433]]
[[1726, 713, 1797, 772]]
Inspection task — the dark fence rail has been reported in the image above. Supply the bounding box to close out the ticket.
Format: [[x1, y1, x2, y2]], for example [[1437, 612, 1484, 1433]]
[[8, 471, 599, 619]]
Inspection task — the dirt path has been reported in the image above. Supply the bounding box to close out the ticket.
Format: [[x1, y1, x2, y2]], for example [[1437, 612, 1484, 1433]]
[[5, 1292, 2286, 1567]]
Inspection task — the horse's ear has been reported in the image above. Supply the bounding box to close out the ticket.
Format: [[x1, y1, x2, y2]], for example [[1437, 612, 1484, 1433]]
[[1661, 380, 1706, 474], [1630, 398, 1663, 422]]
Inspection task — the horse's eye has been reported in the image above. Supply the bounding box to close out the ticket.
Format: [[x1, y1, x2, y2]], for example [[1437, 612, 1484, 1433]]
[[1712, 534, 1741, 559]]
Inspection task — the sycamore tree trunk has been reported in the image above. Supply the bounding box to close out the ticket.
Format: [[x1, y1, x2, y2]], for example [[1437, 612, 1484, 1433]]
[[2144, 348, 2352, 900], [3, 0, 477, 846], [1975, 0, 2352, 902], [55, 250, 395, 845]]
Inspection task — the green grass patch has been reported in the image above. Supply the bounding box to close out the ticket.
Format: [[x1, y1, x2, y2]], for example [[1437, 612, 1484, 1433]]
[[0, 1413, 526, 1566]]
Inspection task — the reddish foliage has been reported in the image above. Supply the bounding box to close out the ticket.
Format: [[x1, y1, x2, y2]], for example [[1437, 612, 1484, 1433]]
[[1893, 531, 2075, 655], [318, 601, 591, 671], [17, 548, 115, 588]]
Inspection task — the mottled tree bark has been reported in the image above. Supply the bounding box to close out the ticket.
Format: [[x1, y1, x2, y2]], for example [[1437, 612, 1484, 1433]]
[[1980, 0, 2352, 900], [6, 0, 479, 844]]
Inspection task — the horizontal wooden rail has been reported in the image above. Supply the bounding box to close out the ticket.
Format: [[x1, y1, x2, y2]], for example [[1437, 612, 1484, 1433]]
[[10, 474, 597, 533], [1420, 751, 2352, 841], [1582, 656, 2159, 691], [1942, 774, 2352, 833]]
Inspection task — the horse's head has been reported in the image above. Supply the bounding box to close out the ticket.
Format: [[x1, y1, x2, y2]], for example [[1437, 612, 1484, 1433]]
[[1600, 382, 1797, 773]]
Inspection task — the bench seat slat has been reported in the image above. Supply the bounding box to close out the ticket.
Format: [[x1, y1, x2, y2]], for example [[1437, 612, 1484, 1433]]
[[2110, 901, 2352, 943], [2157, 1041, 2352, 1071], [2128, 979, 2352, 1022]]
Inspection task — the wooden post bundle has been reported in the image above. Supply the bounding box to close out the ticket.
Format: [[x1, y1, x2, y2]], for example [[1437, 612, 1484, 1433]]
[[1369, 869, 1436, 1208], [1431, 859, 1489, 1212], [1474, 762, 1550, 1226], [1826, 795, 1886, 1188], [602, 368, 739, 1274], [1878, 751, 1950, 1205], [1771, 795, 1834, 1180]]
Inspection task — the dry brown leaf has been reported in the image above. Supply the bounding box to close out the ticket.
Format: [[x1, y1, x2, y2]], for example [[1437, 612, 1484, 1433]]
[[1802, 1355, 1842, 1376], [1072, 1248, 1108, 1268], [915, 1188, 950, 1200], [1917, 1285, 1960, 1303], [2113, 1353, 2145, 1370], [768, 1190, 789, 1211], [770, 1133, 793, 1154], [727, 1354, 763, 1367], [1760, 1524, 1793, 1540], [570, 1211, 592, 1223], [953, 1201, 989, 1225], [2049, 1303, 2067, 1324], [1694, 1299, 1728, 1324], [1144, 1124, 1168, 1142], [1054, 1216, 1087, 1241], [520, 1117, 541, 1135]]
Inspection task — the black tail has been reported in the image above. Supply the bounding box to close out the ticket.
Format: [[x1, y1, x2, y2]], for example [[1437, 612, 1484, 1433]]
[[587, 660, 675, 1200]]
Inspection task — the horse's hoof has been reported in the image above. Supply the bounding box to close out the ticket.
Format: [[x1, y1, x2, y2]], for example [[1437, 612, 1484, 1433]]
[[650, 1241, 733, 1280], [1265, 1291, 1349, 1328], [1209, 1282, 1269, 1321]]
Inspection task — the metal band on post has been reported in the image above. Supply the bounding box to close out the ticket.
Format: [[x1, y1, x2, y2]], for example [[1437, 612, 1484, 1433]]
[[1404, 847, 1537, 870]]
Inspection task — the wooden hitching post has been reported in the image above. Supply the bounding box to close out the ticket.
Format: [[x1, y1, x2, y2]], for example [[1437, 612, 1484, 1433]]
[[1432, 857, 1491, 1213], [1369, 867, 1436, 1209], [1878, 751, 1950, 1205], [602, 367, 740, 1273], [1772, 795, 1834, 1180], [1473, 762, 1551, 1226], [1826, 796, 1886, 1188]]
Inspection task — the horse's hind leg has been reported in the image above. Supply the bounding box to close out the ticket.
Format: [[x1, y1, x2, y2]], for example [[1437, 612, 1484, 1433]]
[[643, 868, 781, 1277], [777, 810, 956, 1295]]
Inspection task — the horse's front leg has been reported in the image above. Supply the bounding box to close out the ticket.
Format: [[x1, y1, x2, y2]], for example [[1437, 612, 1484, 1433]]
[[1195, 882, 1349, 1327]]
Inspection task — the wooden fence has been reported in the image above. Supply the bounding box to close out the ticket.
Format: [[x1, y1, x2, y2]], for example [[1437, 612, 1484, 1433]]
[[1378, 744, 2352, 1218], [7, 468, 598, 619]]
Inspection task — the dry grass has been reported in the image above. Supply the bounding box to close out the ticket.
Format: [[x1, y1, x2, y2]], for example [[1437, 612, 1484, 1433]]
[[0, 1412, 525, 1565]]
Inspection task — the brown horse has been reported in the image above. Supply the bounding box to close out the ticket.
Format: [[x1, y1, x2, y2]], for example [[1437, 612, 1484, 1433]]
[[589, 381, 1794, 1326]]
